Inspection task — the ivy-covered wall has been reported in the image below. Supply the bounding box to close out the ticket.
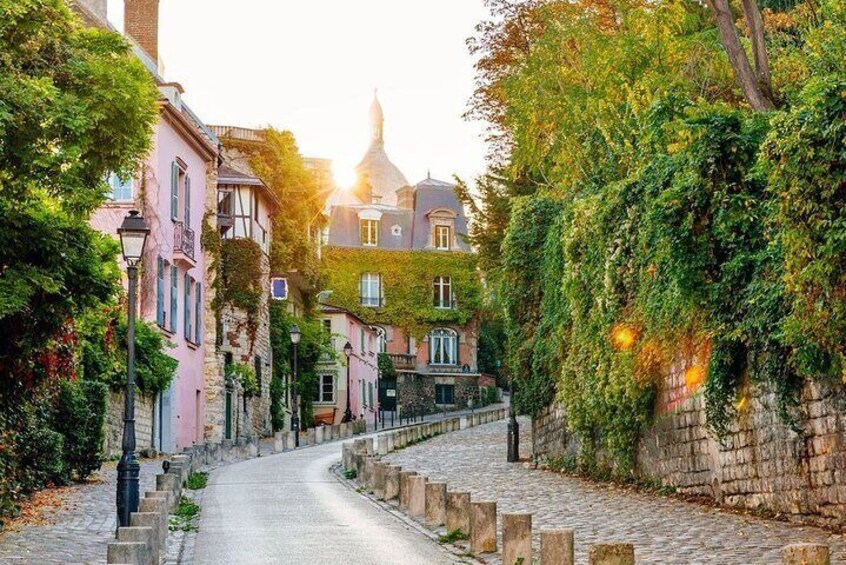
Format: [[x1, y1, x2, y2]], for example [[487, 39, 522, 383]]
[[321, 246, 481, 338]]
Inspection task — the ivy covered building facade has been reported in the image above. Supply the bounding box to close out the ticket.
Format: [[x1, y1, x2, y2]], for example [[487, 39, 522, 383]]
[[321, 95, 484, 415]]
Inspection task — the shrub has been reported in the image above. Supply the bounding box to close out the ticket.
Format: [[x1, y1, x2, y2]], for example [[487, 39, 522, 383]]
[[54, 379, 108, 481]]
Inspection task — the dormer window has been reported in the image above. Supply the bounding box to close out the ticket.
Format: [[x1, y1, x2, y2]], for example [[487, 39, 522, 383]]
[[436, 225, 451, 250], [361, 219, 379, 246]]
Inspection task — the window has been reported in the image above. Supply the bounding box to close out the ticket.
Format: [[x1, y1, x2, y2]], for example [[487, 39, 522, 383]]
[[360, 273, 382, 307], [322, 319, 332, 335], [184, 274, 193, 341], [361, 380, 366, 409], [429, 328, 458, 365], [373, 326, 387, 353], [170, 266, 178, 333], [185, 176, 192, 227], [156, 257, 166, 327], [435, 384, 455, 405], [360, 219, 379, 246], [433, 276, 453, 309], [319, 375, 334, 403], [108, 172, 133, 201], [195, 283, 202, 345], [435, 225, 451, 250], [360, 327, 366, 353], [171, 162, 181, 220], [368, 382, 374, 408]]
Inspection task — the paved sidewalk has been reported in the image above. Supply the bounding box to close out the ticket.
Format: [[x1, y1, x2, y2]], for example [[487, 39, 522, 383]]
[[383, 418, 846, 564], [0, 460, 161, 565]]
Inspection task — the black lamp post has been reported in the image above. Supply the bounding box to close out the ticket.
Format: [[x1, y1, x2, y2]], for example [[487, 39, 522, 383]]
[[507, 375, 519, 463], [342, 341, 353, 423], [116, 210, 149, 528], [290, 324, 301, 447]]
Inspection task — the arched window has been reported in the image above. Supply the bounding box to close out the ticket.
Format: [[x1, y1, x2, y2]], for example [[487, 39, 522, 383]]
[[433, 276, 452, 309], [429, 328, 458, 366]]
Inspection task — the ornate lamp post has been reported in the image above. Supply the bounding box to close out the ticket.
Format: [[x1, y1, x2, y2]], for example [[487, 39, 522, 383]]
[[116, 210, 149, 527], [290, 324, 301, 447], [342, 341, 353, 423], [507, 372, 519, 463]]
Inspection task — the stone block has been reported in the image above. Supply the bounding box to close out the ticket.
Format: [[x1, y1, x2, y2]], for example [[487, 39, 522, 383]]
[[446, 491, 471, 535], [205, 442, 221, 463], [315, 426, 325, 444], [399, 470, 418, 510], [332, 424, 341, 440], [155, 474, 180, 511], [138, 497, 167, 557], [588, 543, 635, 565], [460, 416, 468, 430], [373, 461, 387, 500], [273, 432, 285, 452], [385, 465, 401, 500], [782, 543, 830, 565], [386, 433, 395, 453], [377, 435, 389, 456], [107, 541, 150, 565], [129, 512, 160, 564], [408, 475, 427, 518], [502, 513, 532, 565], [342, 443, 353, 470], [365, 437, 375, 456], [306, 428, 316, 446], [117, 526, 154, 565], [236, 438, 248, 458], [540, 528, 574, 565], [470, 501, 497, 554], [247, 437, 259, 458], [425, 482, 447, 526], [284, 432, 295, 451], [221, 439, 235, 462]]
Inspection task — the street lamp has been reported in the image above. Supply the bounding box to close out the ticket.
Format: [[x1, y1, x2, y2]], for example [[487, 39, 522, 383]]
[[116, 210, 149, 528], [342, 341, 353, 423], [507, 375, 519, 463], [290, 324, 301, 447]]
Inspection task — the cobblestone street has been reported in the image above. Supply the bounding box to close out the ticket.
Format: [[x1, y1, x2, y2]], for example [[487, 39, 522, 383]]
[[0, 460, 160, 565], [383, 418, 846, 564]]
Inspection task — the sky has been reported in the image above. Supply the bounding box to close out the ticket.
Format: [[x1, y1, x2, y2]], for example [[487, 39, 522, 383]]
[[107, 0, 491, 190]]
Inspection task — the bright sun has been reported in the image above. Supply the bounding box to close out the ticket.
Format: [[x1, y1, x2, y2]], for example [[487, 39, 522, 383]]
[[333, 167, 358, 190]]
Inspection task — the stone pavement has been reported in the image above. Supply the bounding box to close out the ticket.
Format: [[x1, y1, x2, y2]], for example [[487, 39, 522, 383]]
[[383, 418, 846, 564], [0, 460, 161, 565]]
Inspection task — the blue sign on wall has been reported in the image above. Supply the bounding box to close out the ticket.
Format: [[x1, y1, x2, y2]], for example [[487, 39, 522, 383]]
[[271, 277, 288, 301]]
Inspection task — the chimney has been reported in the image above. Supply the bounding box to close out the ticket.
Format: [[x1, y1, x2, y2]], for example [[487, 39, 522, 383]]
[[124, 0, 160, 63], [396, 185, 415, 210]]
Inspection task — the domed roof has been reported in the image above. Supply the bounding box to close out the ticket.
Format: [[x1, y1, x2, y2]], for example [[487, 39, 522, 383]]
[[355, 91, 409, 207]]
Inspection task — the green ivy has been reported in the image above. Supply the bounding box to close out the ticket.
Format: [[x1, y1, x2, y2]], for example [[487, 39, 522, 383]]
[[219, 238, 264, 347], [226, 363, 258, 396], [321, 247, 481, 338]]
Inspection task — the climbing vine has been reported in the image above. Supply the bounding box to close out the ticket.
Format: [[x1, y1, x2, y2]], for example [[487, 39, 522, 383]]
[[321, 247, 481, 338], [219, 238, 264, 347]]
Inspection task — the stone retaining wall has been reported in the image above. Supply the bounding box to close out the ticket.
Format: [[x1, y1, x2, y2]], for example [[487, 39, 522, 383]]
[[532, 368, 846, 529], [105, 391, 155, 457]]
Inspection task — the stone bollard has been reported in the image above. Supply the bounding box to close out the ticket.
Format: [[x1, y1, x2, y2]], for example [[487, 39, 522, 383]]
[[155, 474, 180, 511], [107, 541, 150, 565], [399, 471, 418, 510], [362, 458, 375, 488], [425, 482, 447, 526], [221, 439, 235, 462], [386, 433, 395, 453], [342, 443, 353, 470], [502, 513, 532, 565], [332, 424, 341, 440], [315, 426, 325, 445], [306, 428, 316, 446], [129, 512, 160, 564], [460, 415, 469, 430], [540, 528, 574, 565], [408, 475, 427, 518], [385, 465, 401, 500], [247, 436, 259, 458], [273, 431, 285, 452], [373, 461, 387, 500], [588, 543, 635, 565], [282, 432, 294, 451], [470, 501, 497, 553], [377, 435, 389, 456], [116, 526, 154, 565], [364, 437, 375, 456], [782, 544, 831, 565], [235, 437, 248, 458], [205, 442, 221, 463], [138, 498, 168, 562], [446, 492, 471, 535]]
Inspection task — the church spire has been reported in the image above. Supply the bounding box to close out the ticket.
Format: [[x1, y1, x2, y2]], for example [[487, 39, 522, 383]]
[[370, 89, 384, 145]]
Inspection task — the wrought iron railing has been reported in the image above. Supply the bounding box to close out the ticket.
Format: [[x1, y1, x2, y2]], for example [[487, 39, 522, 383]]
[[174, 221, 195, 261]]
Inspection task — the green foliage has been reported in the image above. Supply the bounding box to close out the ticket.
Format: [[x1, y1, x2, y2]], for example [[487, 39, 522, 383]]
[[227, 362, 258, 396], [170, 496, 200, 532], [269, 303, 333, 430], [219, 238, 264, 346], [377, 353, 396, 380], [321, 247, 481, 338], [439, 529, 469, 544], [343, 468, 357, 480], [479, 386, 499, 407], [186, 472, 208, 490], [54, 379, 108, 481]]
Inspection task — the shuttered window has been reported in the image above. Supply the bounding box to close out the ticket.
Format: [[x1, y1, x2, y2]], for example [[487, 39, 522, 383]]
[[185, 176, 192, 227], [195, 283, 202, 345], [170, 267, 178, 333], [171, 162, 179, 220], [156, 257, 165, 327], [184, 274, 192, 341]]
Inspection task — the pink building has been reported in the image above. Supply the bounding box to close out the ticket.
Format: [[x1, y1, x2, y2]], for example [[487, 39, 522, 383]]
[[88, 0, 219, 453], [315, 305, 380, 426]]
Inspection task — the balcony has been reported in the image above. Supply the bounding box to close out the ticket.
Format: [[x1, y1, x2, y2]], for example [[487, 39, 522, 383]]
[[173, 221, 196, 267], [387, 353, 417, 371]]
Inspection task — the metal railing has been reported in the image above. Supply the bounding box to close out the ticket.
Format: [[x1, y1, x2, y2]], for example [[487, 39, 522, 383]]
[[173, 221, 195, 261]]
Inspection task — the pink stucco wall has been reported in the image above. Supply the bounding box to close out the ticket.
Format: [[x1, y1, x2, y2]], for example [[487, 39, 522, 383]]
[[90, 111, 211, 453]]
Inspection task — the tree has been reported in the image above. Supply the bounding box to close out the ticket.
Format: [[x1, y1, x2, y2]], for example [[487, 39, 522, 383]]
[[0, 0, 158, 374]]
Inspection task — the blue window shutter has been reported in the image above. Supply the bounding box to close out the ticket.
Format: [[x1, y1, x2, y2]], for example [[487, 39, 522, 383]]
[[156, 257, 165, 327], [195, 282, 202, 345], [184, 274, 191, 340], [170, 267, 178, 333], [185, 176, 191, 227], [171, 162, 179, 220]]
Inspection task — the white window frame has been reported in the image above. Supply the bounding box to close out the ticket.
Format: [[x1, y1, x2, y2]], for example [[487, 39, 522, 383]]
[[373, 326, 387, 353], [108, 172, 134, 202], [361, 219, 379, 246], [360, 273, 382, 307], [429, 328, 458, 366], [434, 276, 452, 309], [318, 374, 335, 404], [435, 225, 451, 250]]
